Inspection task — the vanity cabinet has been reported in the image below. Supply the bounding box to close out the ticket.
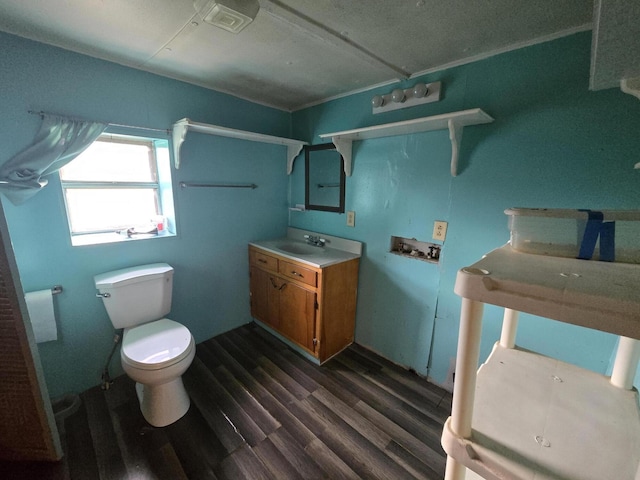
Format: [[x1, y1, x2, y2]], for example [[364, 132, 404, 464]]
[[248, 245, 359, 362]]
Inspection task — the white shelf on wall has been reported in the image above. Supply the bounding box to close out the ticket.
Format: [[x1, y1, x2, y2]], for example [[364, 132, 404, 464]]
[[171, 118, 307, 172], [318, 108, 494, 177]]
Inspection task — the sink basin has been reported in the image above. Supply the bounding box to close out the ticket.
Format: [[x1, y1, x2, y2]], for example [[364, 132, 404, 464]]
[[275, 242, 324, 256]]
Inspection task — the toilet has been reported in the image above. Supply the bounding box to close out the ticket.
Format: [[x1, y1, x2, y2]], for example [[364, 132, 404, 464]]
[[94, 263, 195, 427]]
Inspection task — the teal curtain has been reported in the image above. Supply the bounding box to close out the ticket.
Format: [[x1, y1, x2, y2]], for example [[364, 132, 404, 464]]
[[0, 115, 107, 205]]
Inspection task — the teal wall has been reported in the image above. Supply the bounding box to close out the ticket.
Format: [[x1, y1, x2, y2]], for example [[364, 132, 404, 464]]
[[0, 32, 292, 397], [2, 30, 639, 398], [290, 32, 640, 388]]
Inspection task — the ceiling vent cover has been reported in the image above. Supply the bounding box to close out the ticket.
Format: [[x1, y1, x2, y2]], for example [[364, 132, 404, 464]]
[[194, 0, 259, 34]]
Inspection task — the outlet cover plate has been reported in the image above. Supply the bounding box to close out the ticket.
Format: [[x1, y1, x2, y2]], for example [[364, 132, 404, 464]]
[[346, 211, 355, 227], [433, 221, 447, 241]]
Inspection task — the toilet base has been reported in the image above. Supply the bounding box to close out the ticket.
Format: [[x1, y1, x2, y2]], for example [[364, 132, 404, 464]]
[[135, 377, 190, 427]]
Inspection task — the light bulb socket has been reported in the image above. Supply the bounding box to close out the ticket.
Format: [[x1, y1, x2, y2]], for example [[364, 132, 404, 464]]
[[371, 95, 384, 108], [391, 89, 405, 103], [413, 82, 428, 98]]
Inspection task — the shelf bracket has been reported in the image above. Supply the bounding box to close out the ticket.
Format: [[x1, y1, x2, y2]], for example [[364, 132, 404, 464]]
[[172, 121, 189, 170], [286, 143, 305, 174], [448, 119, 462, 177], [331, 136, 353, 176], [621, 77, 640, 101]]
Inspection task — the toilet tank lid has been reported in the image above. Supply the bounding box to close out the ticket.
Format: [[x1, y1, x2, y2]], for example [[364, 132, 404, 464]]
[[94, 263, 173, 289]]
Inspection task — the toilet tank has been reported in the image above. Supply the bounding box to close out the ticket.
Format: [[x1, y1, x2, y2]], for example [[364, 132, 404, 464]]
[[94, 263, 174, 329]]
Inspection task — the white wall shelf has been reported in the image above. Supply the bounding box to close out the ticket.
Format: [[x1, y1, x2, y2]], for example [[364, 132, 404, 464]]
[[318, 108, 494, 177], [442, 245, 640, 480], [172, 118, 307, 172]]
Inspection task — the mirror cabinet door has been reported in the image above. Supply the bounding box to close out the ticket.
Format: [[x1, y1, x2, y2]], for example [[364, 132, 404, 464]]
[[305, 144, 345, 213]]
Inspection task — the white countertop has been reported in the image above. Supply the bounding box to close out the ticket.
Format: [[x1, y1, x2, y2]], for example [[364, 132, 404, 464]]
[[250, 228, 362, 268]]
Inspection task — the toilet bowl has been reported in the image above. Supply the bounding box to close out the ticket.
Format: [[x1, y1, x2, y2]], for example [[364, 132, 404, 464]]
[[94, 263, 195, 427], [121, 318, 195, 427]]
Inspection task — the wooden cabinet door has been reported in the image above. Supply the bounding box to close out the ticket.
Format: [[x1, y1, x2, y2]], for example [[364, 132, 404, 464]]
[[278, 280, 316, 352], [250, 267, 280, 329]]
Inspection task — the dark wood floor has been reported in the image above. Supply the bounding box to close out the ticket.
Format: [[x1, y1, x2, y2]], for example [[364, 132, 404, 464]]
[[3, 323, 452, 479]]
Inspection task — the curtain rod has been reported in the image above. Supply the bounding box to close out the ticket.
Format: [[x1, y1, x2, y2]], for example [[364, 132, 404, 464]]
[[27, 110, 170, 134]]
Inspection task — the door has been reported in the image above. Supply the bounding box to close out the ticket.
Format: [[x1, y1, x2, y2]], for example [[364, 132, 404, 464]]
[[250, 266, 269, 323], [278, 280, 316, 352], [249, 266, 281, 329], [0, 205, 61, 461]]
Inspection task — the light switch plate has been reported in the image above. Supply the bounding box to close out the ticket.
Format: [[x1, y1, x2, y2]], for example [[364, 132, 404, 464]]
[[433, 220, 448, 241]]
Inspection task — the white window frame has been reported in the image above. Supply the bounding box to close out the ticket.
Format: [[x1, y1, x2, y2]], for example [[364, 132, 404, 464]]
[[59, 131, 176, 246]]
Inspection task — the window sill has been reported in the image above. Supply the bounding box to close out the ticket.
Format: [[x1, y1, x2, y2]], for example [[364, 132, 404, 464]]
[[71, 231, 176, 247]]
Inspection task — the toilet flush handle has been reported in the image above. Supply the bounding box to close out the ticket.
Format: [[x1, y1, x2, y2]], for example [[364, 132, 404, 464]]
[[96, 292, 111, 298]]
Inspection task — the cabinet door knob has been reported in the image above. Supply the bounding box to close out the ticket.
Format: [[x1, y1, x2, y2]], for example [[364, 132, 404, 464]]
[[291, 271, 303, 277]]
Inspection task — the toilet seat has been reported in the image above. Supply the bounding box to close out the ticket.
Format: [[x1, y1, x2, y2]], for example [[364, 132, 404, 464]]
[[122, 318, 194, 371]]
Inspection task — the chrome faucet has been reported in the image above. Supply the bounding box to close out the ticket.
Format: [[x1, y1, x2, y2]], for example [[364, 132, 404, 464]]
[[304, 234, 325, 247]]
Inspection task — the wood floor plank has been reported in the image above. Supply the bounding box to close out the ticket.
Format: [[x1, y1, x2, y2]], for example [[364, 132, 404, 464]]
[[64, 401, 100, 480], [215, 332, 261, 371], [165, 402, 227, 479], [41, 323, 449, 480], [324, 359, 445, 454], [103, 378, 165, 480], [249, 366, 323, 446], [200, 335, 321, 449], [226, 329, 312, 401], [348, 343, 453, 412], [303, 438, 361, 480], [248, 327, 350, 401], [82, 386, 128, 480], [126, 403, 188, 480], [156, 442, 190, 480], [212, 364, 281, 436], [302, 395, 421, 480], [333, 351, 451, 423], [253, 437, 305, 480], [206, 332, 328, 445], [182, 360, 248, 454], [311, 387, 391, 452], [353, 399, 447, 475], [232, 326, 321, 394], [197, 341, 223, 370], [267, 427, 325, 480], [215, 443, 275, 480], [280, 348, 362, 407], [386, 439, 444, 480]]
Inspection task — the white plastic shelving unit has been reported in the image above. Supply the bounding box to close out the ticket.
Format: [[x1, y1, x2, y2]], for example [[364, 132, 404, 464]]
[[441, 245, 640, 480], [319, 108, 493, 177], [171, 118, 307, 172]]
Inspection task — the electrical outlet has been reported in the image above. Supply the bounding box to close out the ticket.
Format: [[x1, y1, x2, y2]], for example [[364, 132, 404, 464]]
[[433, 220, 448, 241], [346, 211, 355, 227]]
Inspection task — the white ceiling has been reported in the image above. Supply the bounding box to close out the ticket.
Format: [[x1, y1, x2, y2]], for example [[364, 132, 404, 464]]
[[0, 0, 595, 111]]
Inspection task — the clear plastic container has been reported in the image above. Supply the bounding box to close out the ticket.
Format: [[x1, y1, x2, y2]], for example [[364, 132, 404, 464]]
[[505, 208, 640, 263]]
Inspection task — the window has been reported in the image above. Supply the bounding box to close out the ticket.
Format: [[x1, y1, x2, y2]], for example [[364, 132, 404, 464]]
[[59, 132, 175, 246]]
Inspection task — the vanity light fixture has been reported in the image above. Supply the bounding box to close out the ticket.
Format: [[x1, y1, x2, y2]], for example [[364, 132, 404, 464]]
[[194, 0, 259, 34], [371, 81, 442, 114]]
